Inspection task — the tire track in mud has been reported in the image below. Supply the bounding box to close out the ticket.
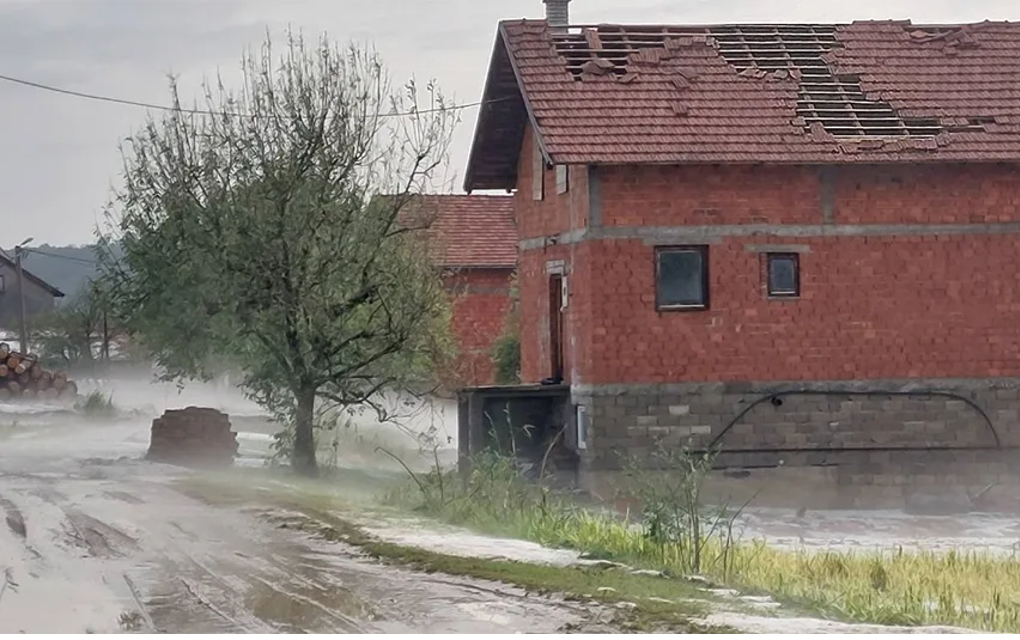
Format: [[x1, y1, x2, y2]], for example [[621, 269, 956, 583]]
[[61, 509, 141, 559], [160, 517, 369, 633]]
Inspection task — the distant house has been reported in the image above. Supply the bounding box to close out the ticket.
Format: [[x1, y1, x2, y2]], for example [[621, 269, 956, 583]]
[[415, 195, 517, 387], [0, 253, 65, 330], [461, 0, 1020, 498]]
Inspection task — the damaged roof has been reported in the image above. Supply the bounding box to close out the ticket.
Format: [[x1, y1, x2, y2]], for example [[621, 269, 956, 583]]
[[404, 195, 517, 269], [465, 19, 1020, 190]]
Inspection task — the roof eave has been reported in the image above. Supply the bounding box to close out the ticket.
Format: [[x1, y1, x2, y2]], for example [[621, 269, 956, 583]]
[[463, 30, 507, 192], [463, 21, 555, 193]]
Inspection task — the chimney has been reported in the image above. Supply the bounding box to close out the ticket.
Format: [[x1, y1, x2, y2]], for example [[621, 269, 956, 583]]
[[543, 0, 571, 29]]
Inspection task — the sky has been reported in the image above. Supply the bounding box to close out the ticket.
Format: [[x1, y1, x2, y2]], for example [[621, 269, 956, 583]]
[[1, 0, 1018, 246]]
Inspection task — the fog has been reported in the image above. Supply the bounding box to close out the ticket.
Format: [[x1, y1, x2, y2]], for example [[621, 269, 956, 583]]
[[2, 369, 460, 473]]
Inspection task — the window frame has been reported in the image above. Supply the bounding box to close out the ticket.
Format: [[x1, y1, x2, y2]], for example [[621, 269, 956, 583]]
[[766, 252, 800, 299], [654, 245, 710, 311]]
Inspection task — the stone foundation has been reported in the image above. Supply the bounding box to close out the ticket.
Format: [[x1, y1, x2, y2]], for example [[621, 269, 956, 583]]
[[571, 378, 1020, 511], [147, 407, 239, 467]]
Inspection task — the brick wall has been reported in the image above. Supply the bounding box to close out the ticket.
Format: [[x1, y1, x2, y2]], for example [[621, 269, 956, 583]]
[[516, 124, 593, 384], [444, 268, 514, 387], [581, 163, 1020, 384], [514, 155, 1020, 500]]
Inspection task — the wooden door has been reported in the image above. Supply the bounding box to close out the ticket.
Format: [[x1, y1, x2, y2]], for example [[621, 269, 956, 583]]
[[549, 274, 564, 380]]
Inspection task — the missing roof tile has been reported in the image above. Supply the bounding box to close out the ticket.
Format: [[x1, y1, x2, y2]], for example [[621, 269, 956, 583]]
[[708, 24, 943, 138], [550, 22, 966, 140], [552, 25, 714, 79]]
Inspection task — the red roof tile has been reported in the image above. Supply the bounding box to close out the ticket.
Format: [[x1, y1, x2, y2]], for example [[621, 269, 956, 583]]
[[466, 19, 1020, 189], [409, 195, 517, 269]]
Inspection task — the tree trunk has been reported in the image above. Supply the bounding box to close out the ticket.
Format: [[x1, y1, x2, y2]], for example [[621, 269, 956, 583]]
[[292, 385, 318, 476]]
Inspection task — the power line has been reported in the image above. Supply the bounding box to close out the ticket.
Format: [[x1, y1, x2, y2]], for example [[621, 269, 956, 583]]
[[22, 247, 99, 265], [0, 72, 504, 118]]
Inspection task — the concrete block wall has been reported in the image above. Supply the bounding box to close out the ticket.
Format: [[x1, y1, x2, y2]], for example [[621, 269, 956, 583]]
[[572, 378, 1020, 510]]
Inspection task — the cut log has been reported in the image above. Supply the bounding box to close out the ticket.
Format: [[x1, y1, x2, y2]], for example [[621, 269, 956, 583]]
[[6, 356, 19, 370], [7, 381, 20, 395], [36, 377, 50, 391], [16, 372, 30, 386], [30, 365, 43, 380], [52, 377, 67, 392], [0, 365, 7, 378]]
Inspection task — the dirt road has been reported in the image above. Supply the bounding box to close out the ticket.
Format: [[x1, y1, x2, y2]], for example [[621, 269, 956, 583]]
[[0, 416, 595, 633]]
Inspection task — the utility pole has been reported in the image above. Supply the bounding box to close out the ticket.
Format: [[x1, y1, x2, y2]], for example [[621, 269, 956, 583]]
[[14, 238, 34, 354]]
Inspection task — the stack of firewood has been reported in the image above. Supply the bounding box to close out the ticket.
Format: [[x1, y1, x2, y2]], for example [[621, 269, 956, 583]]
[[0, 342, 78, 401], [146, 407, 239, 467]]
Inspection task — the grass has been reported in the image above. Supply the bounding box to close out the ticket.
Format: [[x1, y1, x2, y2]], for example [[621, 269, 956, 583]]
[[75, 390, 118, 418], [382, 451, 1020, 633], [174, 473, 734, 633]]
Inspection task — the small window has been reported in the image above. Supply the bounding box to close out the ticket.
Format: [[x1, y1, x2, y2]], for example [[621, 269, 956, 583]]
[[555, 165, 569, 194], [655, 246, 709, 310], [767, 253, 800, 298]]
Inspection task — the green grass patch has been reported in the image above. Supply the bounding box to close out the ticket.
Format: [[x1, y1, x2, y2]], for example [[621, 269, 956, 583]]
[[174, 472, 735, 633], [383, 449, 1020, 633]]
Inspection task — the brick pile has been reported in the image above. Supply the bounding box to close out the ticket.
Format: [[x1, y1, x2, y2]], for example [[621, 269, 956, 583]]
[[146, 407, 239, 467]]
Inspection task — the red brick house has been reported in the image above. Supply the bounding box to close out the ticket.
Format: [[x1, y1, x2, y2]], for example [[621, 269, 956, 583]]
[[423, 195, 517, 387], [462, 2, 1020, 495]]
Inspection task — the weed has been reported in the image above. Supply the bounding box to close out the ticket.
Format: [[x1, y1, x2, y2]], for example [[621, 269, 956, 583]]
[[75, 390, 117, 418], [117, 611, 145, 632]]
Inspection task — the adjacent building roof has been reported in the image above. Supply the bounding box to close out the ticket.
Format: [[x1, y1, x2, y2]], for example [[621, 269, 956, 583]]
[[406, 195, 517, 269], [466, 19, 1020, 190], [0, 253, 65, 297]]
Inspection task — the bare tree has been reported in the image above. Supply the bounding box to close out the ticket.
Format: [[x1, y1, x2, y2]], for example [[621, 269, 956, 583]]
[[98, 30, 459, 474]]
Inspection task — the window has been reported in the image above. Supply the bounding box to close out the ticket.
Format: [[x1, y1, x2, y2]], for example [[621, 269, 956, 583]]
[[0, 275, 5, 293], [555, 165, 569, 194], [767, 253, 800, 298], [655, 246, 709, 310]]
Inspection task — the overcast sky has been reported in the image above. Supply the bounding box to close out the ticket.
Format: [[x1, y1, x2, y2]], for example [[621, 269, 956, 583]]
[[2, 0, 1018, 246]]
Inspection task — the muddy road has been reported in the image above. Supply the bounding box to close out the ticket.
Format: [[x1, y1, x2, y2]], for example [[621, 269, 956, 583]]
[[0, 417, 596, 634]]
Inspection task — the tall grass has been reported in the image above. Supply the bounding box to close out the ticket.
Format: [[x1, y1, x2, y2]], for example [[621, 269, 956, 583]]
[[75, 390, 118, 419], [387, 446, 1020, 632]]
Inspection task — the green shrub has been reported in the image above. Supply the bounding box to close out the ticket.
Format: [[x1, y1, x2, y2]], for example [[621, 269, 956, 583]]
[[491, 271, 521, 385], [491, 334, 521, 385]]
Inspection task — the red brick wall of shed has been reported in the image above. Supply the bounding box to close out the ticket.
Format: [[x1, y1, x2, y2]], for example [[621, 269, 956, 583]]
[[516, 124, 592, 384], [444, 268, 514, 387], [576, 163, 1020, 384]]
